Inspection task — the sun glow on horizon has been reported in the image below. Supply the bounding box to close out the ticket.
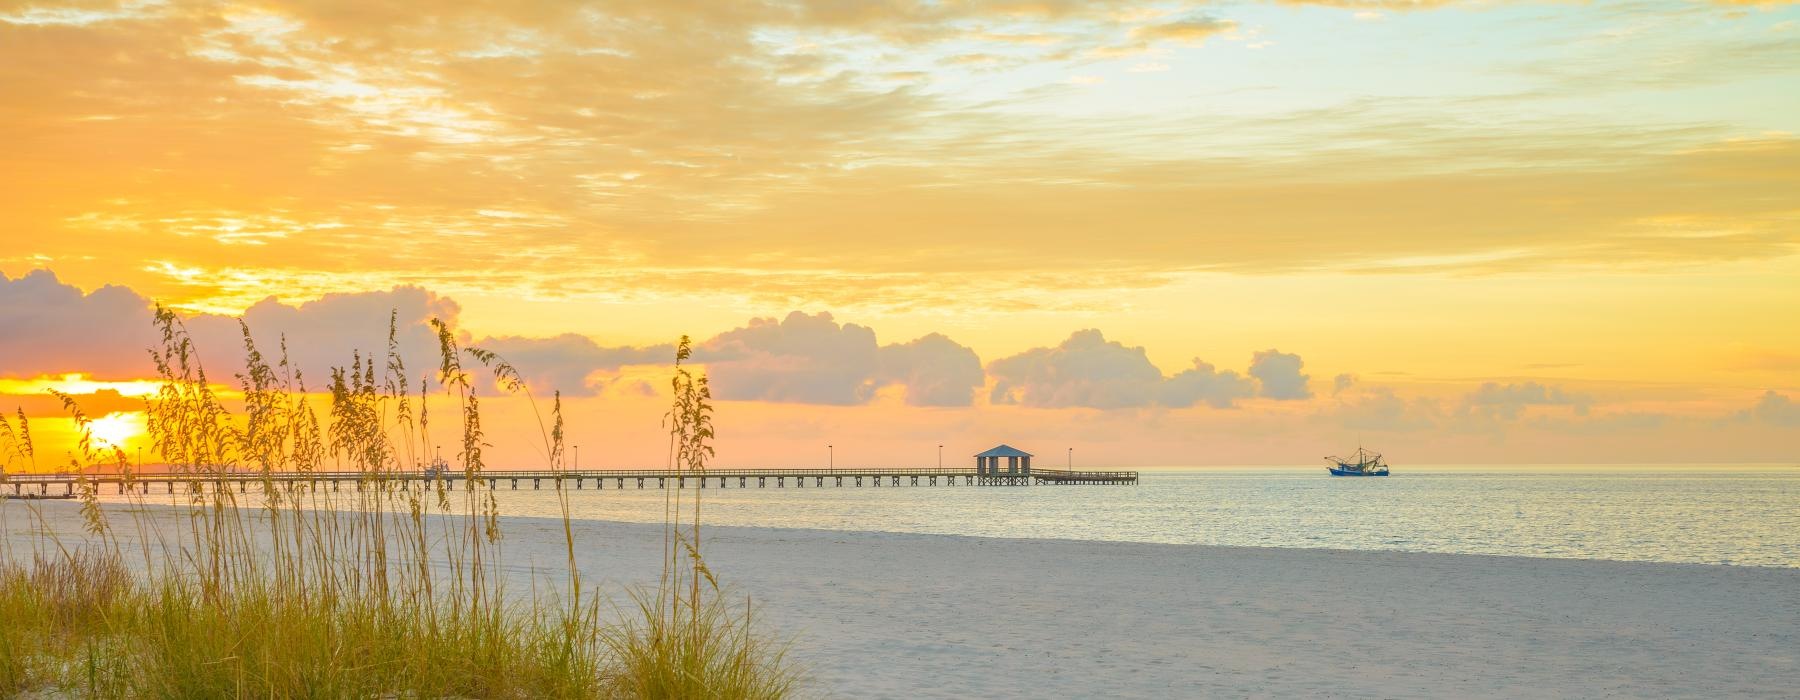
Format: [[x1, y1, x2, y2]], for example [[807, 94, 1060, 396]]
[[0, 374, 162, 398], [85, 411, 146, 451]]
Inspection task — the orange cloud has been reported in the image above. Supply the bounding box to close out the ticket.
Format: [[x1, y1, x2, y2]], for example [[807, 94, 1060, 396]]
[[0, 389, 146, 420], [1130, 15, 1236, 44]]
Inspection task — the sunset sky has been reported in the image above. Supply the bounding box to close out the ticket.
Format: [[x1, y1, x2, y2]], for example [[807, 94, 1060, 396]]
[[2, 0, 1798, 469]]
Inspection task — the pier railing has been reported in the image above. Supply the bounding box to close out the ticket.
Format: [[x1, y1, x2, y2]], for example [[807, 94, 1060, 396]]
[[1028, 468, 1139, 479], [2, 465, 1138, 491], [9, 467, 985, 483]]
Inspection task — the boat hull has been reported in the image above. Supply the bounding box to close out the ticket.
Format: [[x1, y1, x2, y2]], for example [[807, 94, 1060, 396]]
[[1328, 466, 1388, 476]]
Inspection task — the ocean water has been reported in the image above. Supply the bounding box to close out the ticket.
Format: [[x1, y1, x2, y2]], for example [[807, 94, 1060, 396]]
[[103, 465, 1800, 567]]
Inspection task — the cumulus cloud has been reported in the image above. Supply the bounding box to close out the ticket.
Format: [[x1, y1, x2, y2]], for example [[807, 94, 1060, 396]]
[[988, 330, 1161, 408], [7, 271, 1359, 413], [1332, 373, 1357, 394], [1, 269, 466, 389], [702, 312, 983, 406], [191, 286, 462, 388], [1161, 360, 1256, 408], [474, 334, 673, 397], [2, 272, 996, 406], [876, 333, 983, 407], [701, 312, 882, 405], [1463, 381, 1590, 419], [987, 329, 1252, 409], [1249, 349, 1312, 400], [1, 270, 158, 379], [1335, 386, 1441, 432], [1745, 390, 1800, 427]]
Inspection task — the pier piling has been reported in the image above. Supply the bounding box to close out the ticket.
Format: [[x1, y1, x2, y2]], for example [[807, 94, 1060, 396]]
[[15, 465, 1136, 496]]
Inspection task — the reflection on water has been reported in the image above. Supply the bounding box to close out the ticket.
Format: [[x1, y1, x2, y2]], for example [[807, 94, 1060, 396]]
[[104, 465, 1800, 567]]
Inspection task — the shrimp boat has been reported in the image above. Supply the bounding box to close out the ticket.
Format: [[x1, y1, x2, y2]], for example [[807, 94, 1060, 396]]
[[422, 449, 451, 478], [1326, 446, 1390, 476]]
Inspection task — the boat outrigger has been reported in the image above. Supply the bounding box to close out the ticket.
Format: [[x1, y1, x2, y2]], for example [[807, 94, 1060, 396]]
[[422, 448, 451, 479], [1326, 446, 1390, 476]]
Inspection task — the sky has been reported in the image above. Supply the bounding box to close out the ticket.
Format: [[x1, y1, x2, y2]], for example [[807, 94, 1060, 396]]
[[2, 0, 1798, 470]]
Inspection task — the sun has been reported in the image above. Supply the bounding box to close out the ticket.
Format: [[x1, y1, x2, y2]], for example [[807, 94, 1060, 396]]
[[87, 412, 146, 450]]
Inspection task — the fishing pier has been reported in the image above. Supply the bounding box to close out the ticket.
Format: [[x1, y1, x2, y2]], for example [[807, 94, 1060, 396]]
[[3, 466, 1137, 496], [1, 445, 1137, 495]]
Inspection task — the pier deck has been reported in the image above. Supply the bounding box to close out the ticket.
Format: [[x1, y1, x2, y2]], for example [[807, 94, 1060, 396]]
[[2, 467, 1137, 495]]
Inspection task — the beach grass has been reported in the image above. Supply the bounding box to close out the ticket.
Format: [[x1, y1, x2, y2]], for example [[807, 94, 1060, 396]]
[[0, 311, 796, 698]]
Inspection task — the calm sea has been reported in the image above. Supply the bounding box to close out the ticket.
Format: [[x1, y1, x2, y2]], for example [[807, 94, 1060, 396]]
[[105, 465, 1800, 567]]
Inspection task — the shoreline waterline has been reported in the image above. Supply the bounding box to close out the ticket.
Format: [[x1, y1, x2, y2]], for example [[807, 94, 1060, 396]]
[[50, 464, 1800, 568]]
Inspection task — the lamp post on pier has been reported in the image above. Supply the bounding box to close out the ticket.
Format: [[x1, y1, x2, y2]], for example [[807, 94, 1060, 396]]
[[1068, 447, 1073, 468], [938, 445, 943, 469], [828, 445, 833, 469]]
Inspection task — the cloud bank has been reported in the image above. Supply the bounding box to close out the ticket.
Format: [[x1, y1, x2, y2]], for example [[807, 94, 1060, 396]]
[[1463, 381, 1591, 419], [475, 335, 674, 397], [701, 312, 984, 407], [1745, 390, 1800, 427], [877, 333, 985, 407], [2, 273, 1319, 412], [1250, 350, 1313, 400], [986, 329, 1259, 409], [1, 270, 160, 380], [3, 269, 463, 390], [10, 270, 1797, 469]]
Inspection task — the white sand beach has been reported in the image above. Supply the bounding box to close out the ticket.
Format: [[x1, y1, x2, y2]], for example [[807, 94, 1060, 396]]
[[6, 501, 1796, 699]]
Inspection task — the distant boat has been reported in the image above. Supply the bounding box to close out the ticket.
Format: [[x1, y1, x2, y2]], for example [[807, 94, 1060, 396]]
[[423, 450, 451, 478], [1326, 446, 1390, 476]]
